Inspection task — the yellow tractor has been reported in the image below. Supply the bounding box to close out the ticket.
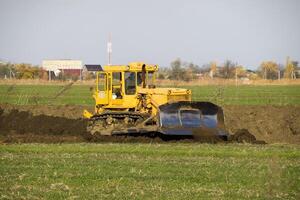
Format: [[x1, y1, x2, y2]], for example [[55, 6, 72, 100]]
[[83, 62, 228, 140]]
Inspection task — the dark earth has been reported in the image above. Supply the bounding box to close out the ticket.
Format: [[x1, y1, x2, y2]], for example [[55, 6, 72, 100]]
[[0, 104, 299, 144]]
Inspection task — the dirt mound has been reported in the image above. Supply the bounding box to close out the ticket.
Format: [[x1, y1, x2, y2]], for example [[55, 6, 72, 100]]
[[0, 103, 93, 119], [0, 104, 299, 144], [224, 105, 300, 144], [0, 109, 87, 135], [0, 105, 165, 143], [0, 108, 88, 143]]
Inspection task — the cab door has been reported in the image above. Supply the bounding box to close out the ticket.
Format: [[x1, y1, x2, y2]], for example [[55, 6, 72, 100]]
[[111, 72, 124, 105], [95, 72, 109, 105]]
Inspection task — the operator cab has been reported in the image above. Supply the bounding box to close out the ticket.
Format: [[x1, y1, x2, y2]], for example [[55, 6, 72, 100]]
[[95, 62, 158, 108]]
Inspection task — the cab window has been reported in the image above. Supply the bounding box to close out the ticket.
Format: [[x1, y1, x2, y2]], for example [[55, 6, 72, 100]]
[[98, 73, 106, 91], [148, 72, 155, 86], [112, 72, 121, 85], [125, 72, 136, 95], [137, 72, 142, 86], [112, 72, 122, 99]]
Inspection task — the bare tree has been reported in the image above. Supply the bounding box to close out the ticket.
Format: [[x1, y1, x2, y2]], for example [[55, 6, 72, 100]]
[[209, 61, 217, 79], [284, 57, 297, 79], [260, 61, 278, 79], [170, 58, 183, 80], [219, 60, 236, 79]]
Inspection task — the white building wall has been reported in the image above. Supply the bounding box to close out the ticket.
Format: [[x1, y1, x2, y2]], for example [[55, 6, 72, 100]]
[[42, 60, 82, 71]]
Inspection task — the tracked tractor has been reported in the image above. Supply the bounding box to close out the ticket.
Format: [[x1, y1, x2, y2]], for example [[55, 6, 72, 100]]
[[83, 62, 228, 140]]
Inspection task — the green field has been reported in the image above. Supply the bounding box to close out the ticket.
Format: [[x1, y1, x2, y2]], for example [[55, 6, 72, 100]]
[[1, 84, 299, 199], [0, 143, 299, 199], [0, 84, 300, 105]]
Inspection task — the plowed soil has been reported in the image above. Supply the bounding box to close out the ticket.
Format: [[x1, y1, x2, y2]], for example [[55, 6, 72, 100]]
[[0, 104, 299, 144], [224, 106, 300, 144]]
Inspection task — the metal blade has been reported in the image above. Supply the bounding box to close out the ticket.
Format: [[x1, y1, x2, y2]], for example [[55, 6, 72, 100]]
[[158, 101, 227, 139]]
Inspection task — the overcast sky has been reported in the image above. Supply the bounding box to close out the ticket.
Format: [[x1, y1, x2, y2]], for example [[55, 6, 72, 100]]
[[0, 0, 299, 69]]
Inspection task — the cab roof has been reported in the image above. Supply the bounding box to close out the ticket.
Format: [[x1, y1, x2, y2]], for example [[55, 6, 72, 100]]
[[103, 62, 158, 72]]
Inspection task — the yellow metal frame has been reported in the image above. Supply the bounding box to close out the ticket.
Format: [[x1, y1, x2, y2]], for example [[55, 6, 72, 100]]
[[84, 62, 192, 118]]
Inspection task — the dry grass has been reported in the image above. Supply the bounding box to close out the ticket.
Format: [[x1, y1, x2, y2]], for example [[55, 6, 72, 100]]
[[0, 79, 92, 86], [0, 78, 300, 86], [155, 78, 300, 86]]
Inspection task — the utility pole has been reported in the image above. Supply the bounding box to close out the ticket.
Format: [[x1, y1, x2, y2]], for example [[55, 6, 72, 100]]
[[235, 67, 238, 86], [107, 33, 112, 65], [49, 70, 51, 81], [264, 68, 267, 79]]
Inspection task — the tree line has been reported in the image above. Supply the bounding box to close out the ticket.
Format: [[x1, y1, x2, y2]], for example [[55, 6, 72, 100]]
[[0, 63, 47, 79], [157, 58, 299, 81], [0, 58, 299, 81], [0, 62, 76, 80]]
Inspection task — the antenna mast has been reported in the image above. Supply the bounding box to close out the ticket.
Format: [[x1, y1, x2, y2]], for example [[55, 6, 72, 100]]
[[107, 33, 112, 65]]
